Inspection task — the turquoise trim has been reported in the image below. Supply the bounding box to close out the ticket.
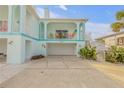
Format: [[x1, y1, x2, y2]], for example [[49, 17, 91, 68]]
[[0, 32, 21, 35], [0, 32, 85, 42], [44, 39, 84, 41], [0, 32, 40, 41], [21, 33, 39, 41]]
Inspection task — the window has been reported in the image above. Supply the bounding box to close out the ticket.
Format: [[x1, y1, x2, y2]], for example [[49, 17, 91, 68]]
[[55, 30, 68, 39], [0, 21, 8, 32], [117, 37, 124, 45]]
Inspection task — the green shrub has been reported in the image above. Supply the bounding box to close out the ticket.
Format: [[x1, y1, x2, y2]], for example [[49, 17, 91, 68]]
[[105, 46, 124, 63], [116, 47, 124, 63], [79, 46, 97, 60]]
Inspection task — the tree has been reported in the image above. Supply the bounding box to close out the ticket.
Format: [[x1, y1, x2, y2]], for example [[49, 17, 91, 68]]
[[111, 22, 124, 32], [116, 11, 124, 20], [111, 11, 124, 32]]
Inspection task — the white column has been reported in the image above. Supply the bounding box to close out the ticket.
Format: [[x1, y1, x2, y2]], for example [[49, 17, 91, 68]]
[[8, 6, 13, 32], [82, 23, 85, 41], [44, 22, 48, 39], [76, 22, 84, 57], [76, 43, 79, 57], [44, 22, 48, 56], [76, 22, 80, 40], [20, 5, 26, 33]]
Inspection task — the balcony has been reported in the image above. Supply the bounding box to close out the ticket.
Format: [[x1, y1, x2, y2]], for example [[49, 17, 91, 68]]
[[47, 22, 77, 40], [39, 20, 85, 42], [47, 29, 77, 40]]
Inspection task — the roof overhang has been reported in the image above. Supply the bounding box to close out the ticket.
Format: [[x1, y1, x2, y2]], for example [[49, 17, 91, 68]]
[[40, 18, 88, 23], [96, 31, 124, 41]]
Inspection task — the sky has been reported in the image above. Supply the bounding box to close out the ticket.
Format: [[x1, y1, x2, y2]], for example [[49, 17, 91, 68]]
[[35, 5, 124, 39]]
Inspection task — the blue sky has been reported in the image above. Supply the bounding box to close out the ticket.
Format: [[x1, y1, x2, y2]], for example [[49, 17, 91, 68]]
[[35, 5, 124, 39]]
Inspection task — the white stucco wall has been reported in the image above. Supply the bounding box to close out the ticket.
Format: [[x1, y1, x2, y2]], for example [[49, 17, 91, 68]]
[[23, 36, 42, 59], [7, 36, 25, 64], [31, 41, 42, 56], [25, 9, 39, 38], [25, 40, 32, 60], [41, 42, 47, 56]]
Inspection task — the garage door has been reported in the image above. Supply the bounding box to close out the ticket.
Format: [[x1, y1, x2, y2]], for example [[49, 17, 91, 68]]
[[48, 43, 76, 56]]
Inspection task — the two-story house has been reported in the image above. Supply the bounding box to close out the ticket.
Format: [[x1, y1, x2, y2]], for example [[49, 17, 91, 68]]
[[0, 5, 87, 64]]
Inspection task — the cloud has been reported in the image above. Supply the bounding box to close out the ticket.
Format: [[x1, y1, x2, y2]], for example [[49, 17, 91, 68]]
[[59, 5, 68, 11], [86, 22, 114, 40], [36, 7, 65, 18], [106, 10, 112, 16], [50, 11, 64, 18], [35, 7, 44, 18]]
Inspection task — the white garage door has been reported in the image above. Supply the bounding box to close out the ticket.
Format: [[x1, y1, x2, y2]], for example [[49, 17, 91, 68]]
[[48, 43, 76, 56]]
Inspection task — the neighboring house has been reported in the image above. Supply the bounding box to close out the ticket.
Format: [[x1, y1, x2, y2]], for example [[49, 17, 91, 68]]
[[0, 5, 87, 64], [96, 31, 124, 48]]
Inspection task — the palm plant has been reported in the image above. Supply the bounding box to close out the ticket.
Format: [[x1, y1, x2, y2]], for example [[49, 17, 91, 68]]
[[111, 11, 124, 32], [111, 22, 122, 32], [116, 11, 124, 20], [111, 11, 124, 45]]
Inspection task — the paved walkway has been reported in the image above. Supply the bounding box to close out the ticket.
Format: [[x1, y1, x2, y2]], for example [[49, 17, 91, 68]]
[[0, 56, 123, 88], [90, 62, 124, 87], [0, 63, 27, 84]]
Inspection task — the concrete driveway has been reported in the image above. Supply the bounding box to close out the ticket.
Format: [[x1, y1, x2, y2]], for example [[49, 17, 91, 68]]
[[0, 56, 123, 88]]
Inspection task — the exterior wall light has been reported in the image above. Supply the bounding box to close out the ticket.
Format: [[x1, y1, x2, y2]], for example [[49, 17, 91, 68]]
[[8, 41, 13, 45]]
